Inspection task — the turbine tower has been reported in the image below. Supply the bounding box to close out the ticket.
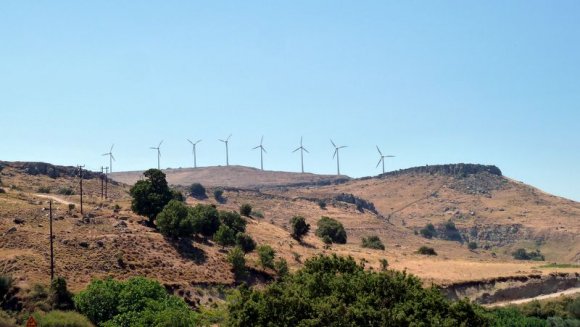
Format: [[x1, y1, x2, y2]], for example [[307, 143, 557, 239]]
[[102, 144, 115, 173], [292, 136, 309, 173], [187, 139, 202, 168], [252, 136, 267, 170], [376, 146, 395, 174], [218, 134, 232, 166], [150, 140, 163, 170], [330, 139, 347, 176]]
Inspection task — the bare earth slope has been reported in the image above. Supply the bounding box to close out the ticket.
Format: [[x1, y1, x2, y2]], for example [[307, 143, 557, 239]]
[[110, 165, 349, 188]]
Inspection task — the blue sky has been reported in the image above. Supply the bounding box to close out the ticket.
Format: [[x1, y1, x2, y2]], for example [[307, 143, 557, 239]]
[[1, 1, 579, 200]]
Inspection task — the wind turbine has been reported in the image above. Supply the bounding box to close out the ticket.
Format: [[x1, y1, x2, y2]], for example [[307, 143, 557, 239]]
[[102, 144, 115, 173], [292, 136, 309, 173], [330, 139, 347, 176], [376, 146, 395, 174], [150, 140, 163, 170], [187, 139, 202, 168], [252, 136, 267, 170], [218, 134, 231, 166]]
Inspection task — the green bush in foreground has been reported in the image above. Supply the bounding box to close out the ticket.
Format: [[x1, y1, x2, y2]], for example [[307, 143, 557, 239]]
[[226, 254, 489, 326], [75, 277, 198, 326], [33, 310, 94, 327]]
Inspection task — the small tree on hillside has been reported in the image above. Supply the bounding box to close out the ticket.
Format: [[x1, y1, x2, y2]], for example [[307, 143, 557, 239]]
[[257, 245, 276, 269], [235, 233, 256, 253], [214, 225, 236, 248], [227, 247, 246, 279], [189, 183, 206, 199], [220, 210, 247, 233], [156, 200, 194, 238], [315, 216, 347, 244], [240, 204, 252, 217], [290, 216, 310, 242], [129, 169, 173, 225], [190, 204, 221, 237]]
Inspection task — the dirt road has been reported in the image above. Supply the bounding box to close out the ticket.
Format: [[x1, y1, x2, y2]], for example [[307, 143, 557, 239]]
[[486, 287, 580, 307]]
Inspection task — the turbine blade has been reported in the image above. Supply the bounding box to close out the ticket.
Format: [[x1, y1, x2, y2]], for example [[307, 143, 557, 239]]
[[333, 149, 337, 159], [187, 139, 193, 145], [330, 139, 336, 148], [300, 136, 303, 146], [376, 146, 382, 156], [376, 158, 382, 168], [196, 139, 202, 144], [386, 155, 395, 158], [262, 147, 267, 154], [158, 140, 163, 147], [150, 147, 156, 149], [227, 134, 232, 141], [102, 153, 108, 156], [339, 145, 347, 149], [252, 145, 260, 150], [111, 154, 116, 161], [260, 135, 263, 145], [292, 147, 301, 153], [303, 147, 309, 153], [110, 144, 114, 152]]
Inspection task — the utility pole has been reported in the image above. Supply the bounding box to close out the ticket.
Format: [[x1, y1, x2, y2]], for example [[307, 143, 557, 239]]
[[49, 200, 54, 282], [105, 167, 109, 199], [77, 165, 85, 215], [100, 166, 104, 199]]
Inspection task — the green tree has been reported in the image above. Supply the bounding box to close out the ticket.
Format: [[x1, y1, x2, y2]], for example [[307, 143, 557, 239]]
[[420, 223, 437, 239], [129, 169, 173, 225], [290, 216, 310, 241], [315, 216, 347, 244], [189, 183, 206, 199], [220, 211, 247, 233], [214, 225, 236, 248], [361, 235, 385, 250], [274, 258, 289, 278], [50, 277, 74, 310], [257, 245, 276, 269], [226, 254, 489, 326], [235, 233, 256, 253], [468, 241, 478, 250], [190, 204, 221, 237], [156, 200, 194, 238], [227, 247, 246, 279], [240, 204, 252, 217], [417, 246, 437, 255], [74, 277, 123, 324]]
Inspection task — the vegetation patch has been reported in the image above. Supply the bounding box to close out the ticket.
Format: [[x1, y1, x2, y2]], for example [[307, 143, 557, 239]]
[[315, 216, 347, 244], [512, 248, 545, 261], [417, 246, 437, 256], [361, 235, 385, 250]]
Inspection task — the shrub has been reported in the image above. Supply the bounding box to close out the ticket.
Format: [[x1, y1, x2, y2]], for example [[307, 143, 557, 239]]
[[290, 216, 310, 241], [156, 200, 194, 238], [129, 169, 173, 225], [275, 258, 289, 277], [417, 246, 437, 255], [189, 183, 206, 199], [0, 310, 15, 326], [50, 277, 74, 310], [35, 310, 93, 327], [252, 210, 264, 219], [361, 235, 385, 250], [380, 258, 389, 271], [214, 189, 224, 202], [240, 204, 252, 217], [321, 235, 333, 245], [68, 203, 76, 212], [226, 254, 489, 326], [37, 186, 51, 193], [318, 200, 326, 209], [441, 220, 462, 242], [57, 187, 75, 196], [214, 225, 236, 248], [235, 233, 256, 253], [315, 216, 347, 244], [171, 189, 185, 202], [512, 248, 545, 261], [219, 211, 246, 233], [0, 275, 13, 303], [227, 247, 246, 279], [468, 242, 478, 250], [190, 204, 221, 237], [257, 245, 276, 269], [420, 223, 437, 239], [0, 188, 4, 194], [75, 276, 197, 326]]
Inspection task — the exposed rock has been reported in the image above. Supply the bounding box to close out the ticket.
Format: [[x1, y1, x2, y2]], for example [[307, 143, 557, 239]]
[[114, 221, 128, 229], [79, 241, 89, 248], [4, 226, 17, 235], [13, 218, 24, 224], [96, 240, 105, 247]]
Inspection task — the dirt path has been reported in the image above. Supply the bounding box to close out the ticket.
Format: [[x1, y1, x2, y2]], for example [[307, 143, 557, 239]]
[[485, 287, 580, 307], [34, 194, 76, 206]]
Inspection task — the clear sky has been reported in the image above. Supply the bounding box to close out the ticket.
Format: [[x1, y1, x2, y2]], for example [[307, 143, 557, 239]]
[[1, 1, 579, 200]]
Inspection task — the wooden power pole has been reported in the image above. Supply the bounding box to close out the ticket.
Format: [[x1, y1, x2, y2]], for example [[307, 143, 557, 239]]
[[105, 167, 109, 199], [49, 200, 54, 281], [77, 165, 85, 215], [100, 166, 104, 199]]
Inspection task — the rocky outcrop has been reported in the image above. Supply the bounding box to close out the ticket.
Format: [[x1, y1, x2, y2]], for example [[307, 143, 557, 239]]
[[333, 193, 379, 214], [0, 161, 101, 179], [379, 164, 502, 178]]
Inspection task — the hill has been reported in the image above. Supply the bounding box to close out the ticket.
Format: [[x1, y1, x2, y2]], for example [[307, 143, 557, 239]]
[[109, 165, 349, 189], [0, 161, 578, 307]]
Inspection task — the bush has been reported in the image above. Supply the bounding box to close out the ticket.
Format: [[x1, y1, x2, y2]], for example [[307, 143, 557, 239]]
[[275, 258, 289, 277], [361, 235, 385, 250], [214, 225, 236, 248], [417, 246, 437, 256], [37, 186, 51, 193], [318, 200, 326, 209], [420, 223, 437, 239], [512, 248, 545, 261], [257, 245, 276, 269], [214, 189, 224, 202], [35, 310, 93, 327], [156, 200, 194, 238], [68, 203, 76, 212], [190, 204, 221, 237], [240, 204, 252, 217], [220, 211, 246, 233], [189, 183, 206, 199], [380, 258, 389, 271], [227, 247, 246, 279], [75, 276, 197, 326], [0, 188, 5, 194], [57, 187, 75, 196], [50, 277, 74, 310], [235, 233, 256, 253], [441, 220, 462, 242], [468, 242, 478, 250], [290, 216, 310, 241], [226, 254, 489, 326], [171, 189, 185, 202], [0, 310, 15, 327], [0, 275, 13, 303], [129, 169, 173, 225], [315, 216, 347, 244]]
